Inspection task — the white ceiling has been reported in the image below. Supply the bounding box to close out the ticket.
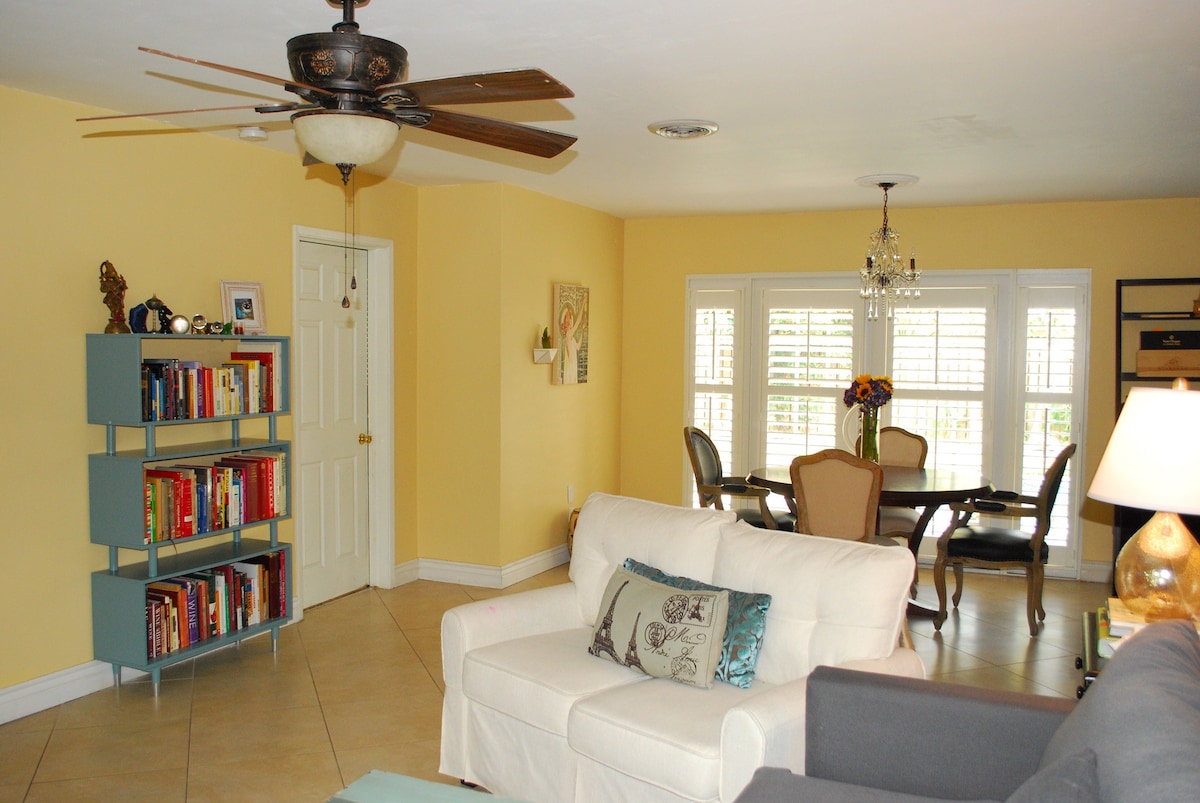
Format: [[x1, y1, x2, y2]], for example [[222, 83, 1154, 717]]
[[5, 0, 1199, 218]]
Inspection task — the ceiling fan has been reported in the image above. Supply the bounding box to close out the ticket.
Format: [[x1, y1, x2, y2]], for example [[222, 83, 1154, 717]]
[[78, 0, 577, 179]]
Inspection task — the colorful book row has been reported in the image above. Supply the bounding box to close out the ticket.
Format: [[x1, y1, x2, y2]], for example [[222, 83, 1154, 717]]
[[144, 450, 287, 543], [145, 551, 287, 659], [140, 343, 282, 421]]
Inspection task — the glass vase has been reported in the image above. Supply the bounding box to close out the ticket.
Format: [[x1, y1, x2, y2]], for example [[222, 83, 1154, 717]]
[[860, 407, 880, 462]]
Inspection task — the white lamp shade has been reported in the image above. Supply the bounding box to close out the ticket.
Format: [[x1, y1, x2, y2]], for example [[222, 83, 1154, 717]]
[[1088, 385, 1200, 516], [291, 111, 400, 167]]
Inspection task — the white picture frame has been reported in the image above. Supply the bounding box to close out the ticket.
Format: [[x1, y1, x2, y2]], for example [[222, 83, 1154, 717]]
[[220, 280, 267, 335]]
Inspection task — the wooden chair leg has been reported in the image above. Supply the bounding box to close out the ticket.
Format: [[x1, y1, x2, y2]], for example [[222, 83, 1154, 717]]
[[951, 564, 964, 607], [1025, 564, 1046, 636], [1025, 567, 1040, 636], [933, 555, 949, 630]]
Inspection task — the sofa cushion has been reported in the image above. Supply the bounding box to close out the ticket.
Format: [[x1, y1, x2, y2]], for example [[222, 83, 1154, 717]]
[[624, 557, 772, 689], [1040, 620, 1200, 803], [570, 675, 767, 802], [588, 566, 729, 688], [570, 492, 735, 627], [713, 521, 913, 685], [462, 628, 648, 736]]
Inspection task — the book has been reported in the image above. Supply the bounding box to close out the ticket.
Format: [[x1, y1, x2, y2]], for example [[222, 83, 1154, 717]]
[[244, 450, 287, 517], [218, 455, 266, 522], [1106, 597, 1148, 638], [231, 562, 264, 626], [236, 340, 284, 411], [1140, 330, 1200, 349], [145, 468, 195, 539], [225, 358, 262, 413]]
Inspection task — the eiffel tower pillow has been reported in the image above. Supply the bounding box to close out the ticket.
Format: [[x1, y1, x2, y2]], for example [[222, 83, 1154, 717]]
[[623, 558, 772, 689], [588, 566, 729, 688]]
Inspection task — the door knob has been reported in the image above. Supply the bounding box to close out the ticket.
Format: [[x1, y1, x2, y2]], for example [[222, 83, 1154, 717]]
[[358, 433, 373, 445]]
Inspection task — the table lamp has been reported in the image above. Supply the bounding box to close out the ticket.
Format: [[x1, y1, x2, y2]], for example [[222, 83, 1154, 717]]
[[1088, 381, 1200, 621]]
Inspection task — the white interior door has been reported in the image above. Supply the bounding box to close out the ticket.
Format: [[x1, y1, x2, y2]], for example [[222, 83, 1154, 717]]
[[296, 238, 371, 606]]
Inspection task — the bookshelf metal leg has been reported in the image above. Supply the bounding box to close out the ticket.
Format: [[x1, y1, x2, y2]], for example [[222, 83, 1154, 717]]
[[151, 667, 161, 698], [271, 625, 279, 654], [112, 663, 121, 689]]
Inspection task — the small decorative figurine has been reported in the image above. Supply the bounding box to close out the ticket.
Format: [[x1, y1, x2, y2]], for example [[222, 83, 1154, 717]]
[[98, 260, 131, 334], [145, 294, 173, 334]]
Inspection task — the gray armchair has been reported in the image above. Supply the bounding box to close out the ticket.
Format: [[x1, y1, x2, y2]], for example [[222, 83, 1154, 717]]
[[735, 621, 1200, 802]]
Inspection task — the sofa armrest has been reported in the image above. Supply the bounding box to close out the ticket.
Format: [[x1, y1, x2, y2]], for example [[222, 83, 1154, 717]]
[[720, 676, 811, 802], [718, 649, 925, 800], [805, 666, 1074, 801], [441, 582, 584, 690]]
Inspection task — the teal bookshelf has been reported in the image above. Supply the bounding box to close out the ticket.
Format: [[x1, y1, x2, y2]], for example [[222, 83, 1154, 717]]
[[86, 334, 292, 693]]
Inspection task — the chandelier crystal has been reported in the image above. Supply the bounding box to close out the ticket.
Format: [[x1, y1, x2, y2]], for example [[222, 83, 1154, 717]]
[[859, 177, 920, 320]]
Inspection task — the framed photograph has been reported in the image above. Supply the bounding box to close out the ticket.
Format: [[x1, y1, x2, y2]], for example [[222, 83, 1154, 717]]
[[553, 283, 589, 385], [220, 281, 267, 335]]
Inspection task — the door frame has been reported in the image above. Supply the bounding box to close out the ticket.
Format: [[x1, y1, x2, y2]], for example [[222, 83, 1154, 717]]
[[293, 225, 397, 605]]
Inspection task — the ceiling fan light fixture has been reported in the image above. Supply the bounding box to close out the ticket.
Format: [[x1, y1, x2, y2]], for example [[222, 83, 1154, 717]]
[[649, 120, 719, 139], [291, 109, 400, 168]]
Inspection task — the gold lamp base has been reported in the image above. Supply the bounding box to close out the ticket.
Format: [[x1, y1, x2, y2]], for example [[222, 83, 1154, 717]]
[[1115, 510, 1200, 622]]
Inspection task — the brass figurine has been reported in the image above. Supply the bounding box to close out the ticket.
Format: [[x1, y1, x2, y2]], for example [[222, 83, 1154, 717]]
[[99, 260, 131, 333]]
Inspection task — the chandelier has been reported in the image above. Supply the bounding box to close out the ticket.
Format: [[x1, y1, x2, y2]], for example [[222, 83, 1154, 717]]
[[858, 175, 920, 320]]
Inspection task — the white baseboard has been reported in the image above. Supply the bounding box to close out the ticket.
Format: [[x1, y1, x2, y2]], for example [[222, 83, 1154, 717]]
[[1078, 560, 1114, 585], [402, 544, 571, 589], [0, 661, 123, 726]]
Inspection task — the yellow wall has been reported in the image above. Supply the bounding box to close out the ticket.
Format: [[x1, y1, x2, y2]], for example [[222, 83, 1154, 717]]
[[497, 186, 624, 565], [416, 184, 624, 566], [4, 80, 1197, 698], [0, 86, 416, 689], [620, 199, 1200, 565]]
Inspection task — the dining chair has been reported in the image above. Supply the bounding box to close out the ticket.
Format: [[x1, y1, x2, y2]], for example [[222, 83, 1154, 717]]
[[684, 426, 796, 531], [790, 449, 883, 541], [874, 426, 929, 546], [932, 443, 1077, 636]]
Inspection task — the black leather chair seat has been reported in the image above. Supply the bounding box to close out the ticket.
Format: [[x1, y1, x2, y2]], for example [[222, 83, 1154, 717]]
[[946, 526, 1049, 563]]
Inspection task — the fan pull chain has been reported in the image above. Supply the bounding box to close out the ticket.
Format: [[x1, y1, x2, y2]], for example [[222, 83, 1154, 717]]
[[341, 172, 351, 309], [350, 170, 358, 291]]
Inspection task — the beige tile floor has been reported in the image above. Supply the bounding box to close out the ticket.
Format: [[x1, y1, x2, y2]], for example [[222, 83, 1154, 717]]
[[0, 565, 1109, 802]]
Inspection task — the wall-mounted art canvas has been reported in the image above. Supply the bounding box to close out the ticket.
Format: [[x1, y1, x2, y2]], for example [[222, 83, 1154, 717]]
[[554, 283, 589, 385]]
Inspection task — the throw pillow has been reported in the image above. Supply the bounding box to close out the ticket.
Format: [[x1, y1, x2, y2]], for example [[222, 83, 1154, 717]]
[[588, 566, 729, 688], [1005, 749, 1099, 803], [1039, 620, 1200, 802], [624, 558, 772, 689]]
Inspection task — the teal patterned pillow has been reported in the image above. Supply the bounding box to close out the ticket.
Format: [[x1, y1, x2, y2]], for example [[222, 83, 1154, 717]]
[[623, 558, 772, 689]]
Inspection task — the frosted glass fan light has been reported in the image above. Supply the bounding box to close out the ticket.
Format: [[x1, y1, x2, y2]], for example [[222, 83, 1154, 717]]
[[292, 110, 399, 169]]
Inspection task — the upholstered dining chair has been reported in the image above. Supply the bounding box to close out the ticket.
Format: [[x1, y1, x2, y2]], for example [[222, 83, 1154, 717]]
[[684, 426, 796, 531], [873, 427, 930, 547], [932, 443, 1077, 636], [790, 449, 883, 541]]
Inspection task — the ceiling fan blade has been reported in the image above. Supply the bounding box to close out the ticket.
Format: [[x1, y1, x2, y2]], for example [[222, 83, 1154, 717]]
[[77, 102, 302, 122], [417, 108, 576, 158], [138, 46, 335, 98], [377, 68, 573, 107]]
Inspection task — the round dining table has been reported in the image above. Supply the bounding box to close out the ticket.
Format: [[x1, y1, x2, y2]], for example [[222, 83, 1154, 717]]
[[747, 464, 993, 614]]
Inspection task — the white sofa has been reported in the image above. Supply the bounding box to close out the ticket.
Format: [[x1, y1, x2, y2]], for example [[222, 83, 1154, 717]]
[[439, 492, 924, 803]]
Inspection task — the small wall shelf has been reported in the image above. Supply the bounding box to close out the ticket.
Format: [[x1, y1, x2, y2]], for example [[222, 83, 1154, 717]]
[[533, 348, 558, 364]]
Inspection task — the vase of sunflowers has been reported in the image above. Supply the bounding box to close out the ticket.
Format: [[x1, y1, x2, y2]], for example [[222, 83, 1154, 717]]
[[843, 374, 894, 462]]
